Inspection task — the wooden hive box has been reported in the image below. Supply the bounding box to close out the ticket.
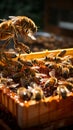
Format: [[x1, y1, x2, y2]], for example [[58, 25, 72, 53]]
[[0, 48, 73, 129]]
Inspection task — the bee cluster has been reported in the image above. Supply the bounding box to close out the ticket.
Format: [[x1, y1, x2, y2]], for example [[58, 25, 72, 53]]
[[0, 49, 73, 101]]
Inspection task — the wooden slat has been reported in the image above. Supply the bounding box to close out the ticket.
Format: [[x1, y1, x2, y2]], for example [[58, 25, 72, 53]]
[[0, 119, 11, 130]]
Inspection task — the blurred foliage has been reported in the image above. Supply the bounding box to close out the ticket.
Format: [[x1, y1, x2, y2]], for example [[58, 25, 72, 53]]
[[0, 0, 44, 30]]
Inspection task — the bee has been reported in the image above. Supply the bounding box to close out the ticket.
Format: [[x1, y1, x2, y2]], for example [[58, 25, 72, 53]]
[[18, 58, 33, 67], [31, 85, 44, 101], [57, 50, 66, 57], [62, 67, 69, 78], [44, 77, 57, 88], [47, 62, 62, 75], [63, 81, 73, 92], [0, 16, 37, 53], [57, 85, 69, 99], [17, 87, 32, 101], [67, 64, 73, 76], [58, 80, 73, 93], [67, 77, 73, 84]]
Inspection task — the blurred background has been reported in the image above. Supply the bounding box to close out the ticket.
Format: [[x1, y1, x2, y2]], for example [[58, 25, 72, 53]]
[[0, 0, 73, 51], [0, 0, 73, 35], [0, 0, 44, 30]]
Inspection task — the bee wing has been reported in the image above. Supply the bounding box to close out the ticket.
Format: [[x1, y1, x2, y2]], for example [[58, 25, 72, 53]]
[[0, 19, 7, 22], [28, 33, 36, 40], [9, 16, 18, 24], [9, 16, 16, 19]]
